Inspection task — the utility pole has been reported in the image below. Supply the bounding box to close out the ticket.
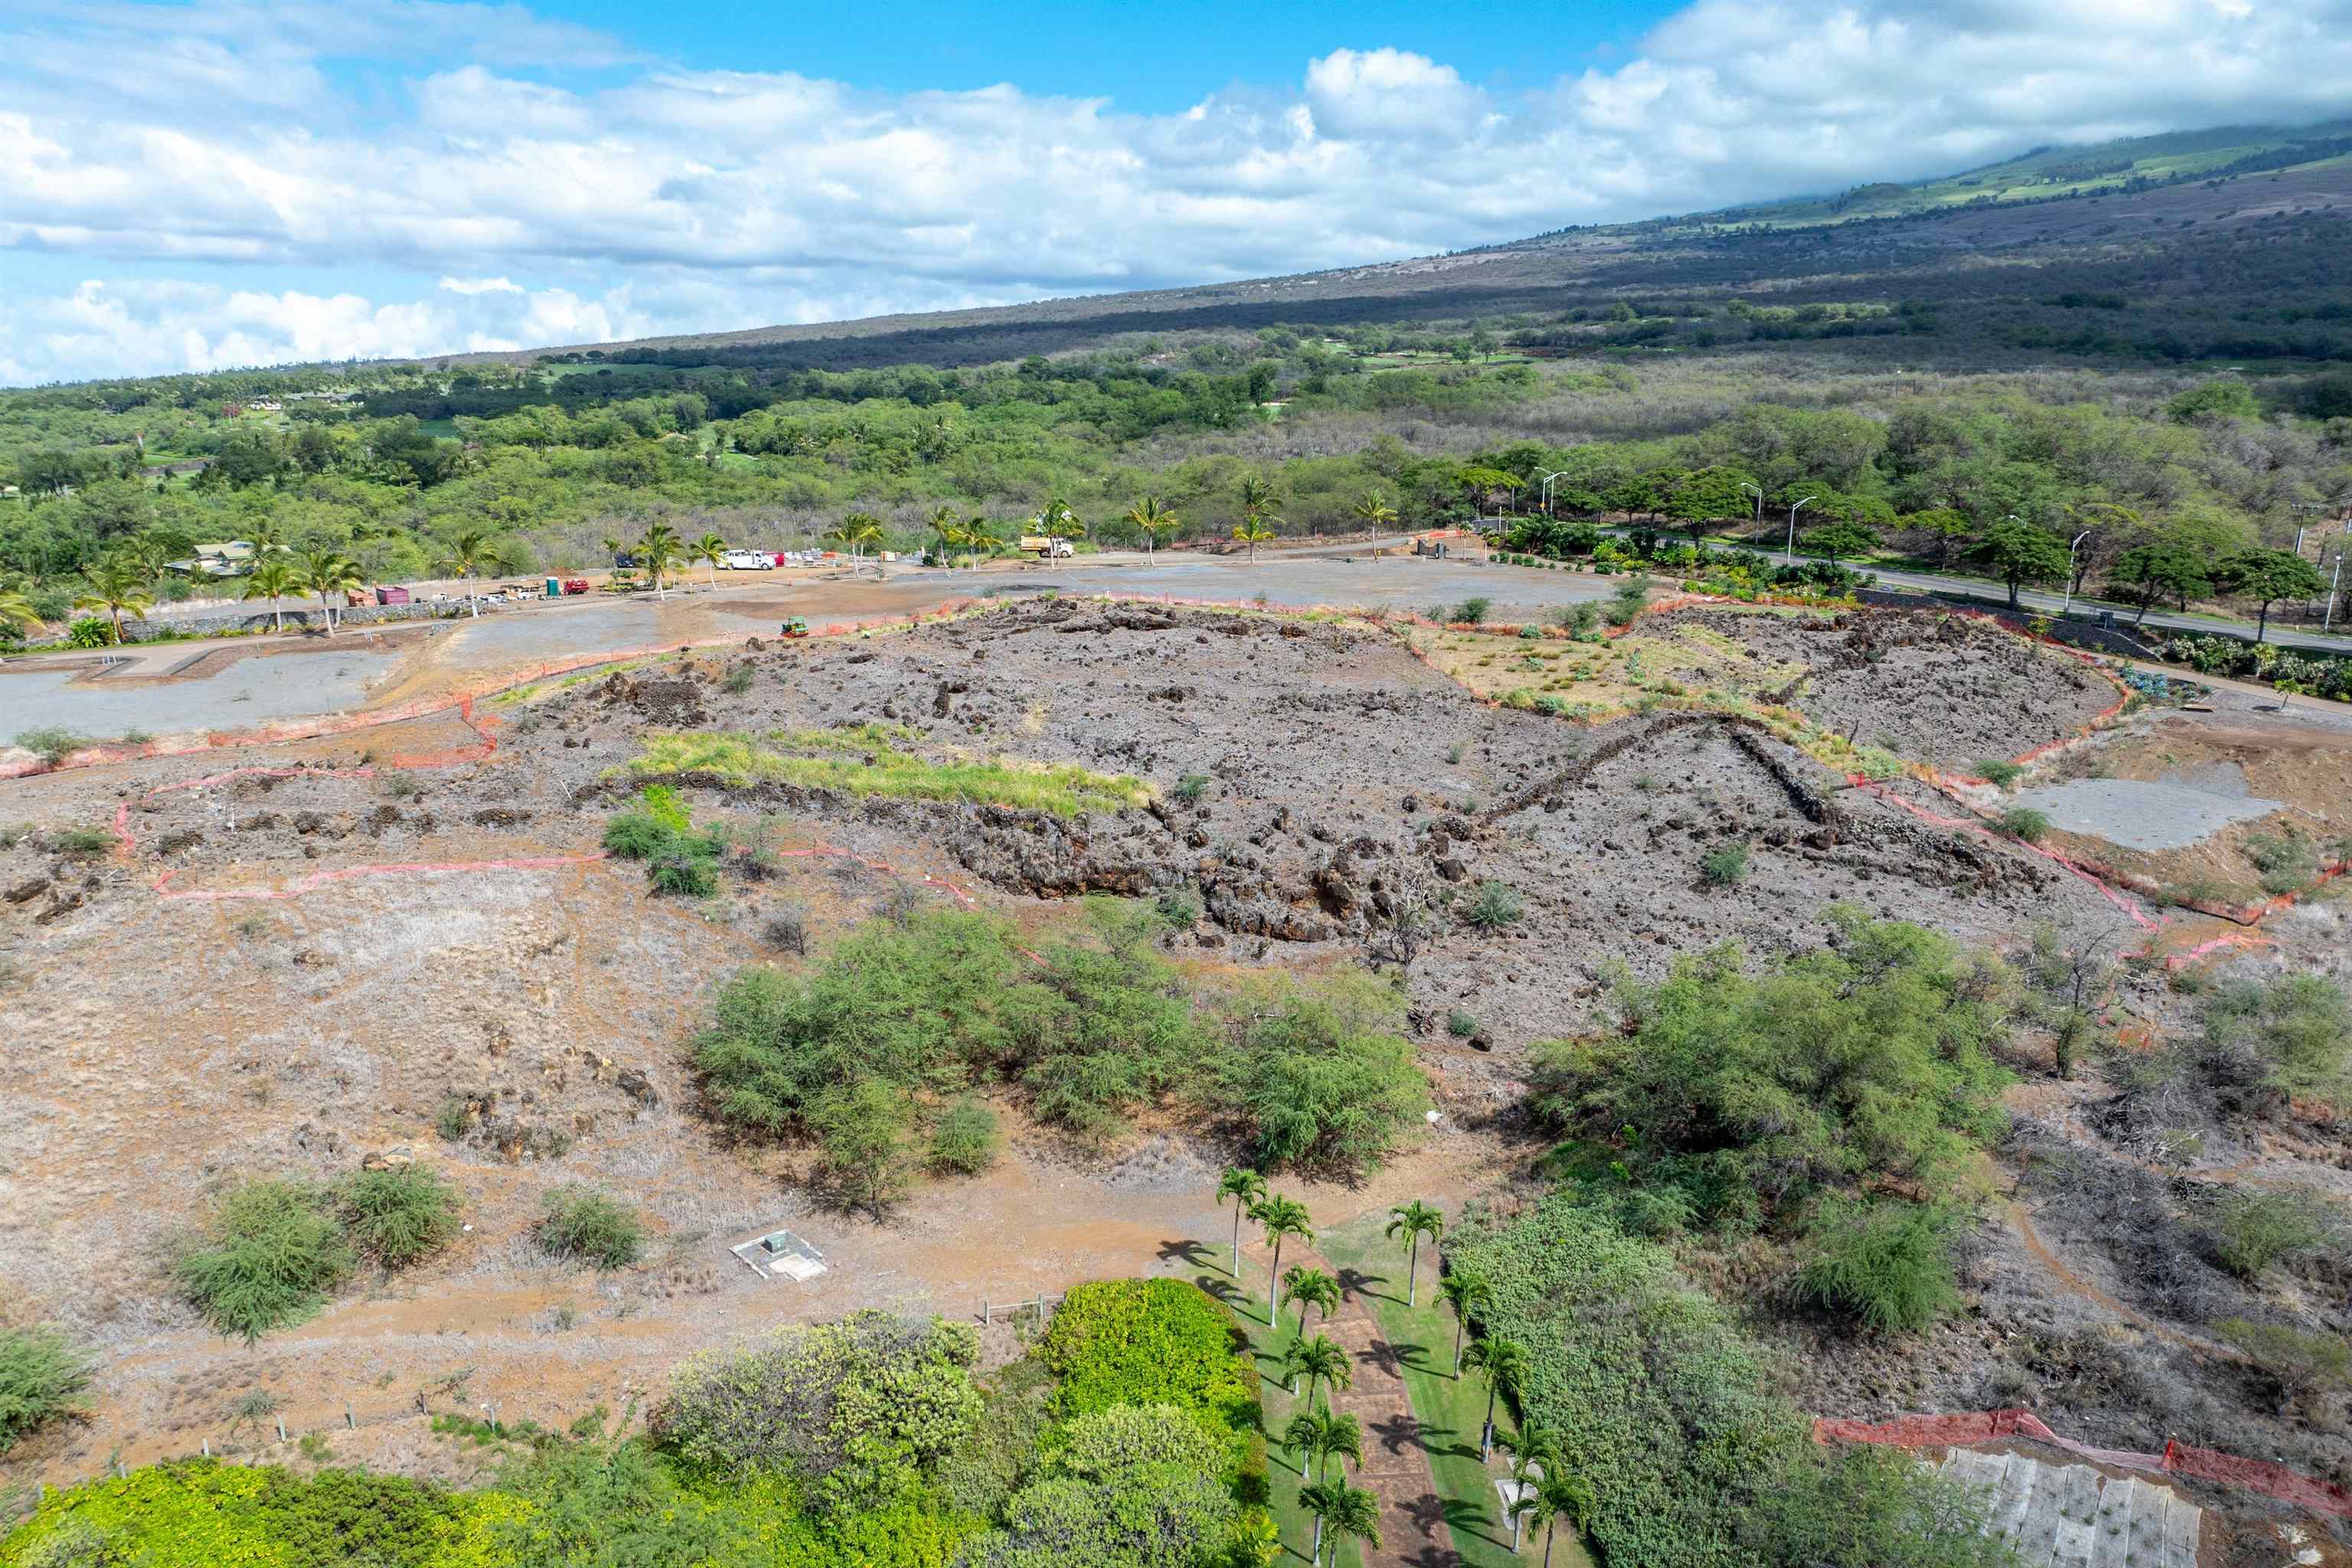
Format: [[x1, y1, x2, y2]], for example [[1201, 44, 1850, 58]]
[[1741, 482, 1764, 544], [1785, 495, 1816, 566], [1537, 470, 1568, 518]]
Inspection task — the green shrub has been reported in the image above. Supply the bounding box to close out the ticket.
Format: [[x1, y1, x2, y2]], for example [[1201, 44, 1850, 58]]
[[1446, 1008, 1480, 1038], [1699, 840, 1750, 886], [649, 1310, 980, 1511], [1039, 1280, 1256, 1441], [1213, 975, 1429, 1174], [12, 727, 84, 766], [639, 783, 694, 833], [48, 826, 113, 856], [965, 1404, 1239, 1568], [1607, 578, 1651, 625], [1517, 624, 1541, 639], [1975, 759, 2024, 789], [0, 1326, 93, 1454], [66, 619, 113, 648], [1454, 596, 1491, 625], [1459, 879, 1524, 930], [2216, 1318, 2352, 1407], [2199, 972, 2351, 1106], [336, 1165, 462, 1269], [1173, 773, 1210, 805], [603, 792, 724, 897], [432, 1097, 472, 1142], [1996, 806, 2050, 842], [1753, 1445, 2013, 1568], [2244, 828, 2321, 894], [177, 1180, 357, 1342], [720, 665, 755, 694], [1153, 887, 1200, 926], [929, 1098, 1000, 1174], [1797, 1198, 1962, 1334], [1530, 910, 2011, 1225], [536, 1186, 645, 1269], [2203, 1186, 2341, 1278]]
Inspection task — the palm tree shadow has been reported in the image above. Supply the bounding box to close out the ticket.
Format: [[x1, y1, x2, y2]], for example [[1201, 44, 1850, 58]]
[[1338, 1264, 1401, 1305], [1404, 1489, 1503, 1555], [1361, 1335, 1429, 1379], [1158, 1237, 1217, 1270]]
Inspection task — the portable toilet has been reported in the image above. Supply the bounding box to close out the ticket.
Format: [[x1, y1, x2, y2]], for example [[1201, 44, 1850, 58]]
[[544, 577, 560, 599]]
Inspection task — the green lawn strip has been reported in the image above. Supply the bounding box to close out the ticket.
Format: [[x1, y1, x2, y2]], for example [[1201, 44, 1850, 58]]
[[1207, 1260, 1367, 1568], [1317, 1218, 1597, 1568]]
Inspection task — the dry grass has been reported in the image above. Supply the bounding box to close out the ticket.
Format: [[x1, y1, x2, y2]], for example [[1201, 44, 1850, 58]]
[[625, 726, 1149, 815]]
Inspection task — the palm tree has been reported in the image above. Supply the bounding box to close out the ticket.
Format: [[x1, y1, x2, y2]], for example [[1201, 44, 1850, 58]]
[[1232, 513, 1277, 562], [1351, 490, 1399, 534], [1236, 475, 1282, 563], [828, 511, 884, 562], [74, 556, 155, 645], [927, 504, 964, 569], [1038, 498, 1083, 564], [435, 528, 511, 617], [1253, 1194, 1314, 1320], [1462, 1334, 1527, 1462], [241, 560, 299, 633], [1513, 1468, 1596, 1568], [1301, 1478, 1381, 1568], [1386, 1200, 1444, 1307], [1291, 1333, 1351, 1417], [1284, 1266, 1341, 1335], [1285, 1406, 1364, 1484], [295, 549, 364, 635], [1216, 1168, 1266, 1279], [1439, 1267, 1491, 1377], [962, 514, 1003, 567], [694, 531, 727, 584], [1125, 495, 1178, 564], [600, 534, 622, 564], [0, 580, 45, 640], [635, 522, 686, 599]]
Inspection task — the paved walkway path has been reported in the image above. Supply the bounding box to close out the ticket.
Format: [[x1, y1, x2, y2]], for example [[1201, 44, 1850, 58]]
[[1276, 1246, 1461, 1568]]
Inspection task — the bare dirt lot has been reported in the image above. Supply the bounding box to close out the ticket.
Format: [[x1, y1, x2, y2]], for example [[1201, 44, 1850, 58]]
[[2, 592, 2345, 1548]]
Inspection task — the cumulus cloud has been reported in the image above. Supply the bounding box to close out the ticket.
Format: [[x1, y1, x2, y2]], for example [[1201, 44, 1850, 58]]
[[4, 0, 2350, 382]]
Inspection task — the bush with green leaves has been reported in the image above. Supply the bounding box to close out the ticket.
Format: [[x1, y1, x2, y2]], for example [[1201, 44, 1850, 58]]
[[1172, 773, 1210, 805], [649, 1310, 981, 1511], [1995, 806, 2050, 841], [0, 1326, 93, 1454], [12, 727, 84, 766], [1699, 839, 1750, 886], [1459, 879, 1523, 931], [2243, 827, 2321, 895], [1607, 577, 1651, 625], [603, 788, 725, 898], [1447, 1191, 2008, 1568], [177, 1179, 358, 1342], [1453, 596, 1491, 625], [959, 1404, 1238, 1568], [2216, 1317, 2352, 1410], [1530, 910, 2011, 1227], [2201, 1186, 2342, 1279], [535, 1186, 644, 1269], [336, 1164, 461, 1268], [1797, 1197, 1963, 1334], [1209, 972, 1430, 1174], [1037, 1280, 1257, 1455], [928, 1098, 1000, 1174], [2197, 972, 2351, 1111], [1974, 759, 2024, 789]]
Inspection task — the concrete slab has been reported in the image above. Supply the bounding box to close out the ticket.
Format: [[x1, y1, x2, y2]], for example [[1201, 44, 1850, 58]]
[[1936, 1450, 2200, 1568]]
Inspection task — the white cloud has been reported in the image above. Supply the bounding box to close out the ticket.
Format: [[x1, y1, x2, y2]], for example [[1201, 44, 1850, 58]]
[[4, 0, 2351, 382]]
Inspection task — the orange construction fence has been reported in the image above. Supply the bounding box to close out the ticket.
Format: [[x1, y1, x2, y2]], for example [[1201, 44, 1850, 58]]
[[1815, 1409, 2351, 1519]]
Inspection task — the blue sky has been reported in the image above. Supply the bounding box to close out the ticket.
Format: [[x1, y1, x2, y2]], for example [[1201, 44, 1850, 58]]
[[5, 0, 2350, 384]]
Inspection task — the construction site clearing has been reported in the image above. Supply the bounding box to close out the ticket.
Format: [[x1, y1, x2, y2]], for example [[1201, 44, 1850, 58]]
[[2, 586, 2347, 1563]]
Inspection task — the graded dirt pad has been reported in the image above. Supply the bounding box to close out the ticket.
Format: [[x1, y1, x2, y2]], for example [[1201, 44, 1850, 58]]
[[3, 593, 2345, 1514]]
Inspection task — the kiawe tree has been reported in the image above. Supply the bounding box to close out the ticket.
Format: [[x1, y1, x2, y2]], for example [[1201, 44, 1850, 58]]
[[2108, 541, 2212, 624], [2220, 547, 2327, 642], [1965, 518, 2072, 609]]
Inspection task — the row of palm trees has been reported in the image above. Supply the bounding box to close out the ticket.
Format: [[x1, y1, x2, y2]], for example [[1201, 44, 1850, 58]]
[[1213, 1171, 1592, 1566]]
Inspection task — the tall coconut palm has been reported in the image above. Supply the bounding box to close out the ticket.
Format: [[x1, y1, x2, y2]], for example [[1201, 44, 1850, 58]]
[[1439, 1267, 1492, 1377], [74, 555, 155, 645], [962, 514, 1003, 567], [1236, 475, 1282, 563], [635, 522, 686, 599], [1253, 1194, 1314, 1319], [1038, 498, 1083, 564], [828, 511, 884, 562], [1289, 1333, 1351, 1417], [1351, 490, 1399, 534], [1300, 1478, 1381, 1568], [1125, 495, 1178, 564], [1462, 1334, 1527, 1461], [926, 504, 964, 569], [1216, 1168, 1266, 1279], [1285, 1406, 1363, 1485], [295, 549, 364, 635], [1385, 1199, 1444, 1307], [241, 558, 299, 632], [1284, 1266, 1341, 1336], [1511, 1468, 1596, 1568], [434, 528, 511, 617], [0, 579, 49, 639], [694, 531, 727, 584]]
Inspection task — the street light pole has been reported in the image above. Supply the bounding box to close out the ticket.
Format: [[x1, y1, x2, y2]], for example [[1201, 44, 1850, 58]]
[[2060, 529, 2092, 616], [1740, 482, 1763, 544], [1538, 470, 1568, 518], [1785, 495, 1816, 567]]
